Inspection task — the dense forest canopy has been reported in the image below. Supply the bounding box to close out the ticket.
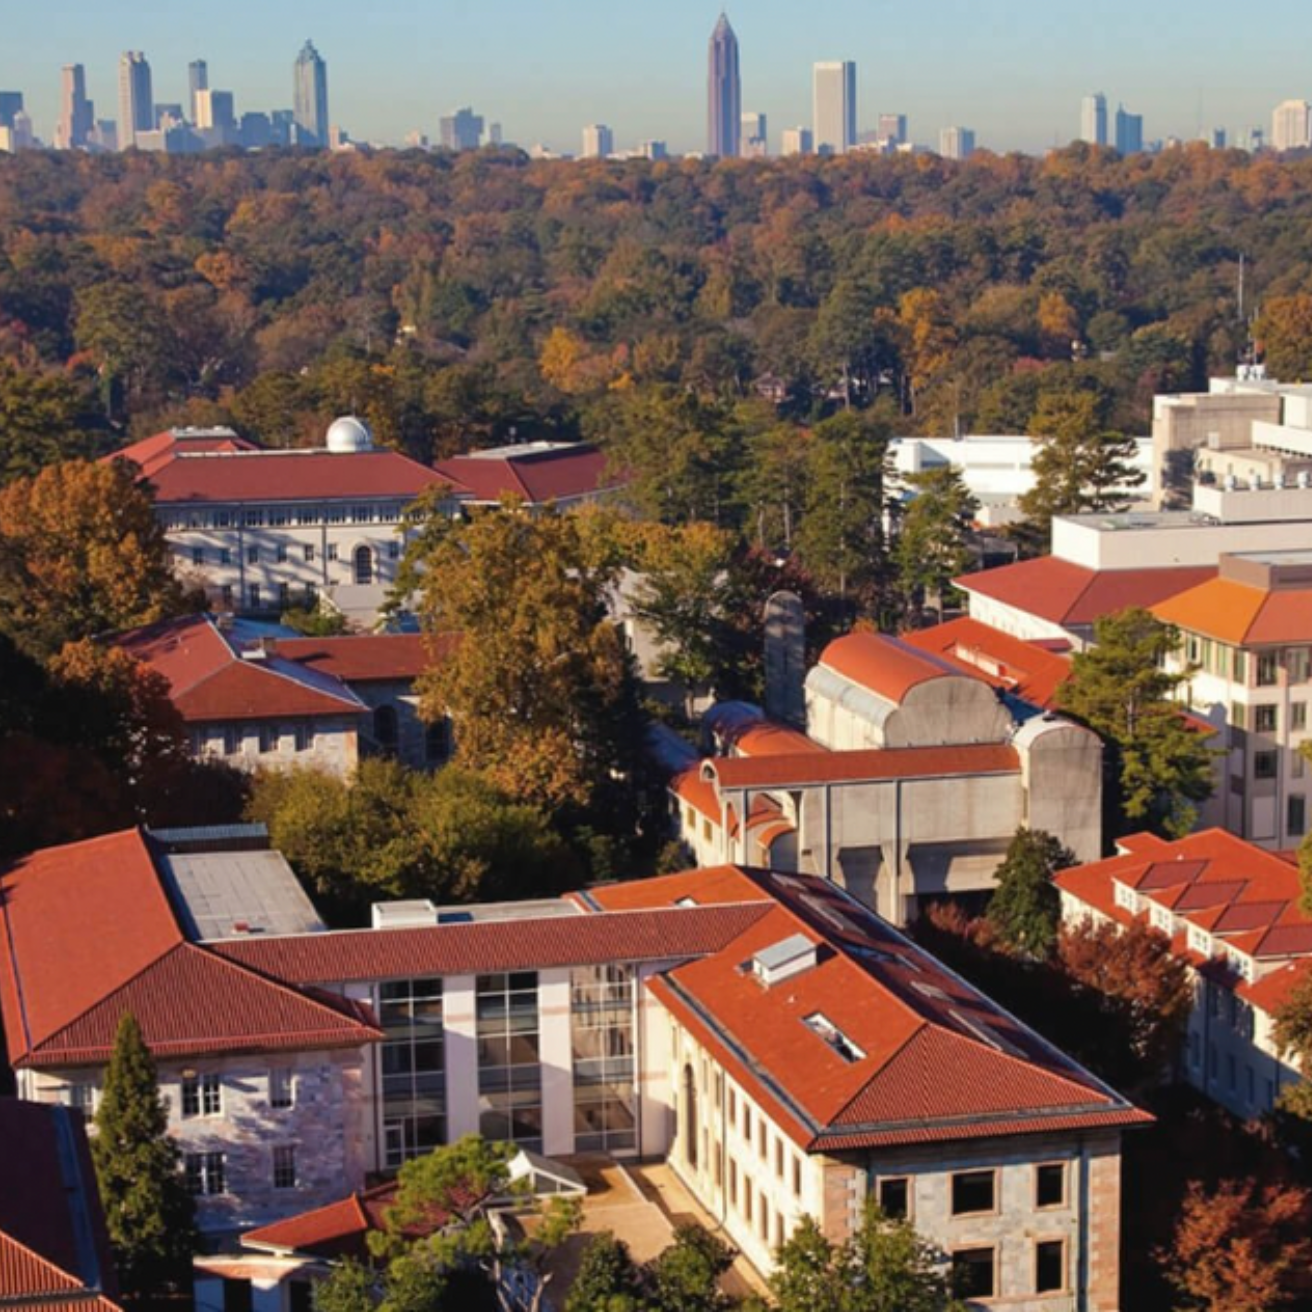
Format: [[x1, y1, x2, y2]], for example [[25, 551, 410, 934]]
[[3, 143, 1312, 478]]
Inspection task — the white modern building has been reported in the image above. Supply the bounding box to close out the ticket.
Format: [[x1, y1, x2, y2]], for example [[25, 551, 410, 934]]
[[1080, 93, 1107, 146], [1272, 99, 1312, 152], [581, 124, 613, 159], [812, 61, 856, 155], [780, 125, 813, 156], [939, 127, 976, 161]]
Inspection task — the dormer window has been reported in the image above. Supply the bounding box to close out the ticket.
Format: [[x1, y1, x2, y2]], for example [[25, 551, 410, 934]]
[[752, 934, 818, 987], [803, 1013, 865, 1063]]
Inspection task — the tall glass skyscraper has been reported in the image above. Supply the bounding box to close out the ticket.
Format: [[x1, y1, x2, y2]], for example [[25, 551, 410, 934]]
[[189, 60, 208, 125], [293, 40, 329, 148], [813, 61, 856, 155], [706, 13, 740, 158], [57, 65, 93, 150], [117, 52, 153, 151]]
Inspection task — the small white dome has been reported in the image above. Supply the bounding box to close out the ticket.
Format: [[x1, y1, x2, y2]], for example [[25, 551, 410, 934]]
[[326, 415, 373, 454]]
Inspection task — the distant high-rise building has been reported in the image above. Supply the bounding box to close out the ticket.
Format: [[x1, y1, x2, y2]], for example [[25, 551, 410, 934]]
[[1114, 105, 1143, 155], [56, 65, 94, 149], [639, 140, 668, 161], [781, 125, 813, 157], [878, 113, 908, 145], [741, 110, 767, 157], [293, 40, 329, 147], [270, 109, 296, 147], [581, 124, 613, 158], [1080, 92, 1108, 146], [240, 112, 273, 149], [1272, 99, 1312, 152], [486, 122, 503, 147], [154, 103, 184, 130], [813, 61, 856, 155], [196, 89, 236, 132], [939, 126, 975, 160], [117, 52, 153, 150], [439, 107, 484, 151], [1247, 126, 1265, 152], [0, 92, 23, 130], [88, 120, 117, 152], [188, 60, 208, 124], [706, 12, 741, 157], [1203, 127, 1226, 149]]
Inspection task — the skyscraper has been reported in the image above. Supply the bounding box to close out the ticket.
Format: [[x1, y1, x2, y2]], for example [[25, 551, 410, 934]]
[[813, 61, 856, 155], [55, 66, 93, 150], [741, 110, 767, 157], [293, 40, 329, 148], [781, 126, 813, 157], [0, 92, 22, 130], [1272, 100, 1312, 153], [117, 52, 153, 150], [582, 124, 613, 159], [878, 113, 908, 145], [706, 13, 740, 158], [1115, 106, 1143, 155], [439, 108, 484, 151], [939, 126, 976, 160], [1080, 93, 1108, 146], [189, 60, 208, 124]]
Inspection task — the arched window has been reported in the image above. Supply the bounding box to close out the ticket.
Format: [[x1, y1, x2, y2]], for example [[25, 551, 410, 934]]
[[354, 545, 374, 586], [682, 1064, 698, 1169], [373, 704, 398, 754], [425, 719, 452, 766]]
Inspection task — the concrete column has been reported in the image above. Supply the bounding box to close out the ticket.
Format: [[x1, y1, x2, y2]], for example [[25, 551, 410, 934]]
[[443, 975, 480, 1140], [538, 969, 574, 1156]]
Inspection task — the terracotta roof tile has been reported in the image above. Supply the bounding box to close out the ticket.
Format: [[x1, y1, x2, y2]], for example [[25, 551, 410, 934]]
[[958, 558, 1215, 627], [273, 634, 455, 683], [211, 904, 773, 985], [1154, 577, 1312, 646], [704, 743, 1020, 791], [434, 445, 622, 506], [902, 617, 1072, 710], [818, 632, 963, 703]]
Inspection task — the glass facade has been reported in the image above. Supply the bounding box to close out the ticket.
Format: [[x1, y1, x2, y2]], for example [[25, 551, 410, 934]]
[[571, 964, 637, 1154], [477, 972, 543, 1150], [380, 977, 445, 1168]]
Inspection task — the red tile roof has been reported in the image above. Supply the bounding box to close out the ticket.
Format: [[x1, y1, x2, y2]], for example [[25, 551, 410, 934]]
[[211, 904, 773, 986], [729, 722, 826, 758], [242, 1186, 388, 1261], [595, 868, 1148, 1151], [957, 557, 1216, 627], [434, 444, 622, 506], [0, 1101, 120, 1310], [704, 743, 1020, 791], [1154, 577, 1312, 646], [0, 830, 380, 1070], [145, 450, 448, 505], [272, 633, 455, 683], [817, 632, 963, 703], [902, 617, 1072, 710], [105, 429, 259, 479], [1057, 828, 1312, 985], [115, 615, 365, 722]]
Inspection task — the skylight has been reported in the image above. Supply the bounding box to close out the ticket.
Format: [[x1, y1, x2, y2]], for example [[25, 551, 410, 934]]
[[803, 1012, 866, 1063]]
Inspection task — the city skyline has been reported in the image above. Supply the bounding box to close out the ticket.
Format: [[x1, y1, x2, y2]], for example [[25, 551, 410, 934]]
[[4, 1, 1312, 155]]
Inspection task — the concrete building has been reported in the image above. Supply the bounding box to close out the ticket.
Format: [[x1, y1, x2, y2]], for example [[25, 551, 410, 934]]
[[1272, 99, 1312, 152], [196, 89, 237, 132], [581, 123, 613, 158], [117, 51, 153, 150], [1153, 551, 1312, 848], [56, 64, 94, 149], [1080, 93, 1107, 146], [293, 41, 329, 147], [938, 126, 976, 161], [439, 107, 484, 152], [780, 125, 813, 156], [1058, 828, 1310, 1121], [1, 828, 1147, 1308], [890, 432, 1153, 529], [189, 59, 209, 123], [666, 630, 1103, 925], [878, 112, 908, 145], [706, 13, 741, 158], [1114, 105, 1143, 155], [813, 61, 856, 155]]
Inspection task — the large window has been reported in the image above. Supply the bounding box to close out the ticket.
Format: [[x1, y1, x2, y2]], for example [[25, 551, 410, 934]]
[[477, 972, 542, 1151], [1035, 1162, 1066, 1209], [181, 1074, 221, 1119], [951, 1248, 996, 1300], [1035, 1239, 1066, 1294], [950, 1169, 996, 1216], [273, 1145, 297, 1190], [185, 1152, 226, 1196], [380, 978, 446, 1167], [571, 964, 637, 1154]]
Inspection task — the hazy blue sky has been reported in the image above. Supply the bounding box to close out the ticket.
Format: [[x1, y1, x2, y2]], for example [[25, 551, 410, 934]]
[[4, 0, 1311, 155]]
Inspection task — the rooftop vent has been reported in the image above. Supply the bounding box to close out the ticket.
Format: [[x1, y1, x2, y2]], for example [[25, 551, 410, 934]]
[[803, 1012, 866, 1063], [371, 899, 438, 930], [751, 933, 818, 987]]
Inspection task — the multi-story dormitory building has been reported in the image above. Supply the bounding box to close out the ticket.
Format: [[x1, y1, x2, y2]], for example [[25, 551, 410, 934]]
[[1057, 827, 1312, 1122], [664, 629, 1104, 926], [0, 826, 1149, 1309]]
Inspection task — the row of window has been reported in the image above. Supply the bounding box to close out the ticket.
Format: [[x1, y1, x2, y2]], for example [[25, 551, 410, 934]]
[[190, 541, 402, 569], [180, 1070, 297, 1119], [195, 724, 319, 758], [1185, 641, 1312, 688], [875, 1162, 1067, 1221], [725, 1084, 804, 1198], [949, 1240, 1068, 1301], [185, 1146, 297, 1196], [167, 504, 414, 531], [1232, 702, 1309, 735], [1189, 1032, 1279, 1112]]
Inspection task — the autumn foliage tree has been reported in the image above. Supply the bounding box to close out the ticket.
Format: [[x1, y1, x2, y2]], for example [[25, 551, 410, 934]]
[[1160, 1177, 1312, 1312], [401, 498, 645, 815], [0, 460, 189, 661]]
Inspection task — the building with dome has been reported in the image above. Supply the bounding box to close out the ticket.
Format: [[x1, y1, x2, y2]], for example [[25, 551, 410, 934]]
[[105, 424, 453, 618]]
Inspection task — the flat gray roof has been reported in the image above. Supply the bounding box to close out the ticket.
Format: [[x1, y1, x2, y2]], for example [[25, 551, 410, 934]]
[[160, 850, 326, 942]]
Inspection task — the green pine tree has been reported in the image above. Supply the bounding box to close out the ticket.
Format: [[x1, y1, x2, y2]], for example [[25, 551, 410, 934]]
[[988, 827, 1075, 958], [91, 1013, 196, 1300]]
